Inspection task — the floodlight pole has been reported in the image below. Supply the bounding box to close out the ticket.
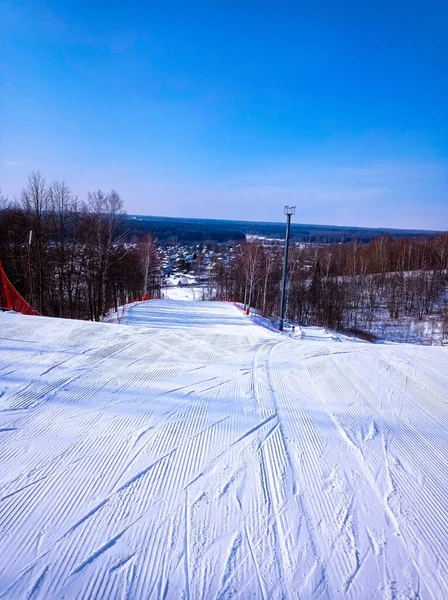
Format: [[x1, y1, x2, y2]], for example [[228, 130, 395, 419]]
[[279, 205, 295, 331]]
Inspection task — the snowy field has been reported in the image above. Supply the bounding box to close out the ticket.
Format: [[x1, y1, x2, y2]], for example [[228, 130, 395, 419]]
[[1, 301, 448, 598]]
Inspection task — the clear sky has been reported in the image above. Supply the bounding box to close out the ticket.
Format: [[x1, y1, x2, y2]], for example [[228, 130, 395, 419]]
[[1, 0, 447, 229]]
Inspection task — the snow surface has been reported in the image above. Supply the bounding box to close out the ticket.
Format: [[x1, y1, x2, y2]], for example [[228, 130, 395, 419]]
[[1, 301, 448, 598], [162, 285, 205, 301]]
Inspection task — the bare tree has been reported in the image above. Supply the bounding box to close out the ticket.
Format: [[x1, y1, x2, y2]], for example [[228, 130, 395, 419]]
[[261, 247, 278, 316], [85, 189, 125, 320], [48, 180, 80, 316], [435, 234, 448, 274], [239, 241, 264, 309], [138, 233, 158, 296], [0, 188, 8, 211], [19, 171, 50, 312]]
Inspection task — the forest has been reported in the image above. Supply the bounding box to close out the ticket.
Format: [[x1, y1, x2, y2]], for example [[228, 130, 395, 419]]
[[125, 215, 436, 245], [214, 235, 448, 343], [0, 173, 159, 320], [1, 171, 447, 343]]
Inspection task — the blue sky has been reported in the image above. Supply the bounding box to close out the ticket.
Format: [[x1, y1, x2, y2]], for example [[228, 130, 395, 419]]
[[1, 0, 447, 229]]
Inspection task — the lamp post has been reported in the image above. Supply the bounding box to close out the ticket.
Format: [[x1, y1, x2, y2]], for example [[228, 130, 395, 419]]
[[279, 206, 295, 331]]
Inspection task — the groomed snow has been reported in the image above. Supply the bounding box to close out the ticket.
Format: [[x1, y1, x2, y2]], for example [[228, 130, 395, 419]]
[[162, 285, 204, 301], [1, 301, 448, 598]]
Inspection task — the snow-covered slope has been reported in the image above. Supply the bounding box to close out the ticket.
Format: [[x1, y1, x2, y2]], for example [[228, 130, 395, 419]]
[[1, 301, 447, 599]]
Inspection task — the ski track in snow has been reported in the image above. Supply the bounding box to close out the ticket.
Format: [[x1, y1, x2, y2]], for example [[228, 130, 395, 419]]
[[1, 300, 448, 599]]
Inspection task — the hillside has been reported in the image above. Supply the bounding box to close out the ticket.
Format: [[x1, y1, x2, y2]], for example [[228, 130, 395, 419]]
[[126, 214, 439, 244], [1, 301, 447, 598]]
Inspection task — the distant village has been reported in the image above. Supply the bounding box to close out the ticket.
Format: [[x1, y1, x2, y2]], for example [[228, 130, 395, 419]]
[[159, 242, 235, 289]]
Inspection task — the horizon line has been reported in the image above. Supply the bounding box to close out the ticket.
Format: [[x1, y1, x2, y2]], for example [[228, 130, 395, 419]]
[[127, 213, 442, 235]]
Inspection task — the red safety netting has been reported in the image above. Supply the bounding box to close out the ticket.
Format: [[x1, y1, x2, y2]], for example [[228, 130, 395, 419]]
[[115, 294, 153, 323], [0, 261, 41, 316]]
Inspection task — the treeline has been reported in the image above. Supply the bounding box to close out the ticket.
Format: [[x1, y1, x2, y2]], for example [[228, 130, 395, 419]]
[[127, 215, 434, 245], [0, 173, 160, 320], [214, 235, 448, 336], [127, 217, 246, 244]]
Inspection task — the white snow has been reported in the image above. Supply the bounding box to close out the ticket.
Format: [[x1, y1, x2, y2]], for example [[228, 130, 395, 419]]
[[162, 285, 205, 301], [1, 301, 448, 598]]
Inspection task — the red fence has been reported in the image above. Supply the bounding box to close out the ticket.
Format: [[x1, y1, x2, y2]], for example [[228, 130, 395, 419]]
[[116, 294, 153, 323], [0, 261, 40, 316]]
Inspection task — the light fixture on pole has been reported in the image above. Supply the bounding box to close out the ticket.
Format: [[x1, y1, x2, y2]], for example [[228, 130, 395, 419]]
[[279, 205, 295, 331]]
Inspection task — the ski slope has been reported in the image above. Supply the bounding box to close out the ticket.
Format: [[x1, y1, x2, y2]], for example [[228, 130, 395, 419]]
[[1, 300, 448, 599]]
